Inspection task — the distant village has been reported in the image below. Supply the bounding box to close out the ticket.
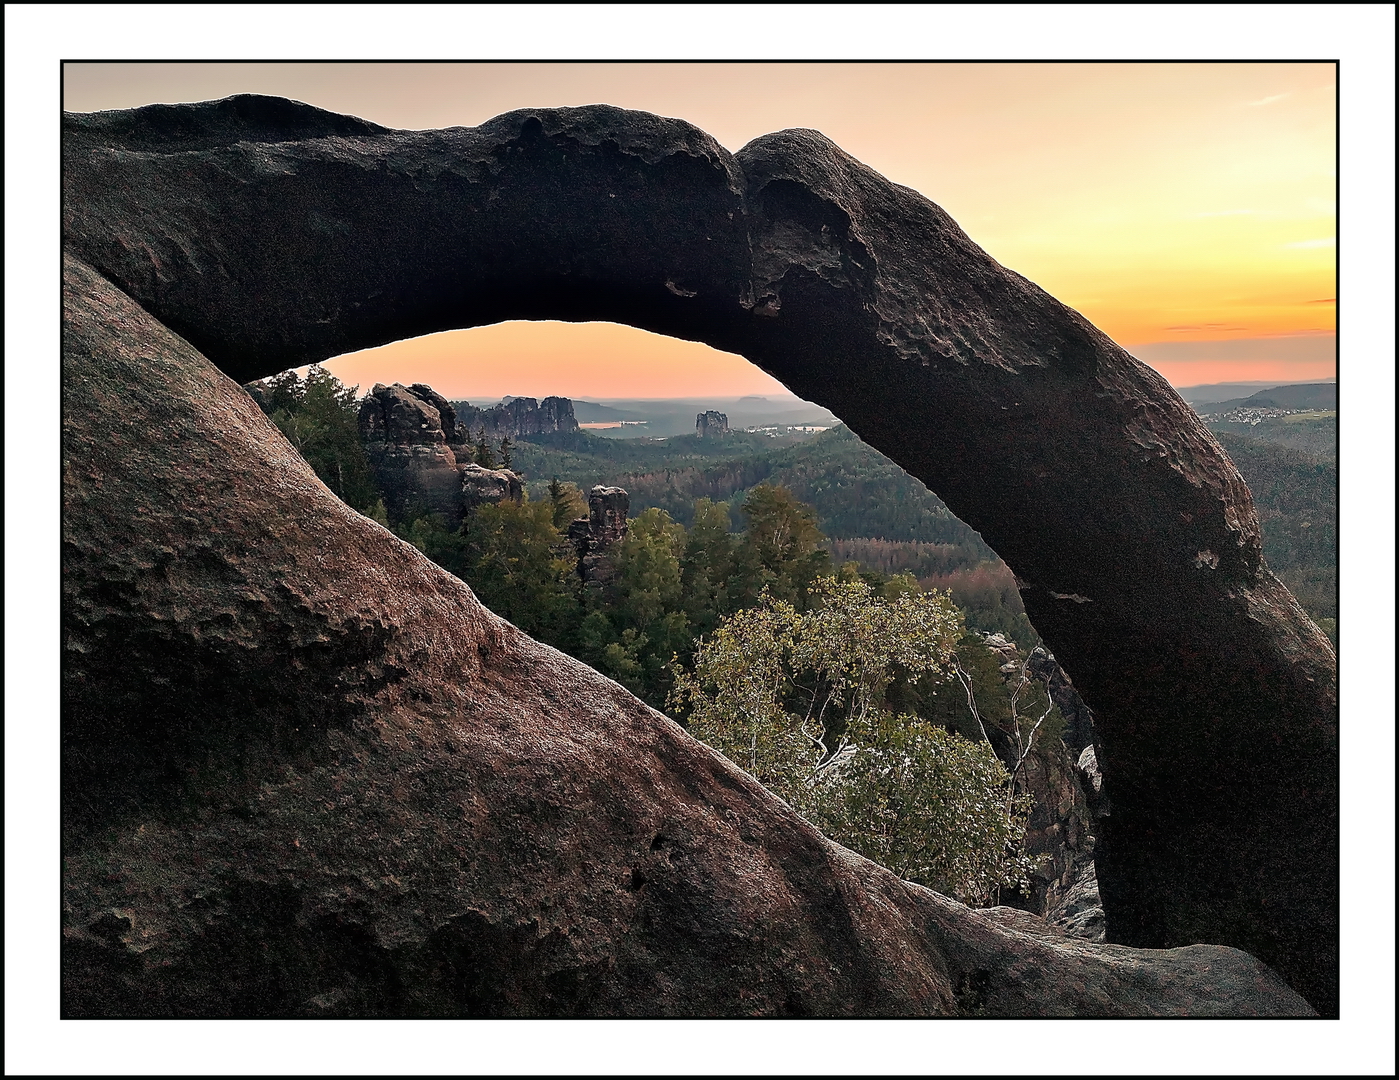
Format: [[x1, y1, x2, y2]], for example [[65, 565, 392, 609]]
[[1196, 406, 1333, 426]]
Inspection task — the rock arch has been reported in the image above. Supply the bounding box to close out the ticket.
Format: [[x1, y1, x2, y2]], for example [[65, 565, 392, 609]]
[[62, 96, 1336, 1013]]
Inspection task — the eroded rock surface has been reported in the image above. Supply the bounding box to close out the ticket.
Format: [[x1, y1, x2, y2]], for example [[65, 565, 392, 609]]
[[356, 383, 465, 527], [356, 382, 524, 528], [454, 396, 578, 441], [61, 94, 1336, 1012], [697, 410, 730, 438], [60, 256, 1312, 1017], [568, 485, 631, 588], [459, 463, 524, 512]]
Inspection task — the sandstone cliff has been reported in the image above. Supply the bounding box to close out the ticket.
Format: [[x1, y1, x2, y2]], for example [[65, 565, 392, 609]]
[[696, 410, 729, 438], [567, 486, 631, 588], [357, 382, 523, 529], [454, 396, 579, 440]]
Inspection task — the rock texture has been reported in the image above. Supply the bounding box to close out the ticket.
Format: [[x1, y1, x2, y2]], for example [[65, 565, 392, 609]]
[[358, 382, 465, 527], [455, 396, 578, 440], [1047, 861, 1107, 942], [696, 410, 729, 438], [459, 464, 524, 512], [357, 382, 523, 528], [62, 95, 1336, 1013], [61, 256, 1316, 1017], [568, 485, 631, 588], [406, 383, 460, 443]]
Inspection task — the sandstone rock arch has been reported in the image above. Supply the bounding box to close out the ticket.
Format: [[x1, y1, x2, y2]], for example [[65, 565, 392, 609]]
[[61, 96, 1336, 1014]]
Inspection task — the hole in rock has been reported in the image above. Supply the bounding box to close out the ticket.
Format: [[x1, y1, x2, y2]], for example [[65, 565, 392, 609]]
[[248, 316, 1103, 926]]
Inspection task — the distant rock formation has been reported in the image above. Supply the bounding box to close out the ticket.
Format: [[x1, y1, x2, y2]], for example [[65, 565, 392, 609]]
[[243, 381, 273, 414], [696, 410, 729, 438], [358, 382, 522, 528], [454, 396, 579, 440], [567, 485, 630, 587]]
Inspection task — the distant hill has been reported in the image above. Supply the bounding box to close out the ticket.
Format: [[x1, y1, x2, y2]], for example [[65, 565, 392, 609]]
[[1217, 433, 1336, 629], [1195, 383, 1337, 414], [510, 421, 1336, 643], [513, 425, 995, 553], [1208, 413, 1336, 460], [1175, 379, 1335, 407], [1189, 383, 1337, 461]]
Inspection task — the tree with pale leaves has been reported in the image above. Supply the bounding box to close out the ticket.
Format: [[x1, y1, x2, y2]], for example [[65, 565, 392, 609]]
[[670, 576, 1033, 904]]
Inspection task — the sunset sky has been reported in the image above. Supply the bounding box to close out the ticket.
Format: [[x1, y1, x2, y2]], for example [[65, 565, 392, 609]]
[[63, 62, 1337, 398]]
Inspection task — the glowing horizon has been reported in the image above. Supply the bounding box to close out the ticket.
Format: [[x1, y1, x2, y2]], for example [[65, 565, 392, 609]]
[[64, 62, 1337, 394]]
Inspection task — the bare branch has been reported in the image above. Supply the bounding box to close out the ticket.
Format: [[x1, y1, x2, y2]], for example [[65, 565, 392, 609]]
[[952, 657, 992, 748]]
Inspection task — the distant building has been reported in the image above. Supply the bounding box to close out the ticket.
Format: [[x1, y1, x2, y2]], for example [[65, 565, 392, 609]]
[[696, 410, 729, 438]]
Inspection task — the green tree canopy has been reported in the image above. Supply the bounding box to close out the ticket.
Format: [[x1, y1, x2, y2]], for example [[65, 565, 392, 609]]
[[547, 477, 589, 530], [680, 498, 735, 638], [262, 365, 379, 514], [458, 496, 579, 642], [730, 483, 831, 607], [670, 576, 1031, 905]]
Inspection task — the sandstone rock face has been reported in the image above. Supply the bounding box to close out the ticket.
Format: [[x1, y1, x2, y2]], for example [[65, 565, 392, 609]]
[[1047, 860, 1108, 943], [62, 95, 1336, 1012], [358, 383, 465, 528], [60, 255, 1314, 1017], [460, 463, 524, 511], [1077, 744, 1112, 821], [697, 410, 729, 438], [455, 396, 579, 441], [407, 383, 459, 443], [568, 485, 630, 587]]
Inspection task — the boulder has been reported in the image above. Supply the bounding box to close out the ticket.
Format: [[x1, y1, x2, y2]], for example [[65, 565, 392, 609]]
[[61, 94, 1337, 1012], [460, 463, 524, 511]]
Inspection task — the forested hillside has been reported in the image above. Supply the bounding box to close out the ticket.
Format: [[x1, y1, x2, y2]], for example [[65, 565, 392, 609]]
[[250, 372, 1336, 650], [1218, 433, 1337, 636], [514, 425, 996, 549], [512, 425, 1035, 644], [1208, 413, 1336, 460]]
